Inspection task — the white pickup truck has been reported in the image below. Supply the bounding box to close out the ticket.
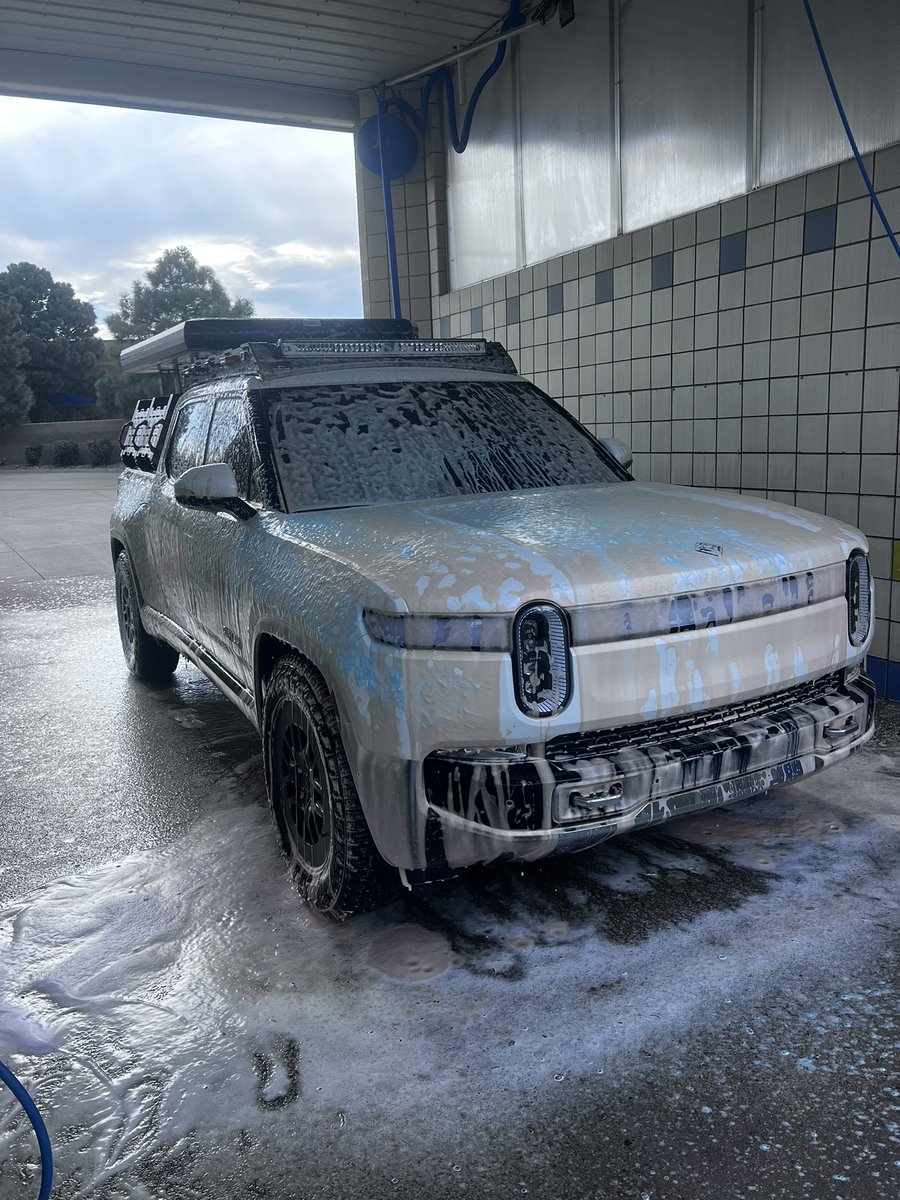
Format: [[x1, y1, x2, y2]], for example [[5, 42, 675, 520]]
[[111, 318, 876, 916]]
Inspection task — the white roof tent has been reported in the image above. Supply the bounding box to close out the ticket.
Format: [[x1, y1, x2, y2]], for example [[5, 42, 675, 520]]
[[118, 317, 418, 373]]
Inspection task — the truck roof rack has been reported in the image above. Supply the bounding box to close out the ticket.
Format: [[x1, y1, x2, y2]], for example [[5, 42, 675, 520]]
[[119, 317, 418, 374]]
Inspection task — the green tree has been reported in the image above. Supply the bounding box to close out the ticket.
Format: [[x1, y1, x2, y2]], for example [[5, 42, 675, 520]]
[[107, 246, 254, 343], [94, 364, 156, 420], [0, 293, 33, 428], [0, 262, 103, 422]]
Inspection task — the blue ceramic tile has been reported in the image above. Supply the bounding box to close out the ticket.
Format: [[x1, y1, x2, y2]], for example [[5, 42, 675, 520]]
[[888, 660, 900, 703], [470, 306, 483, 333], [719, 230, 747, 274], [595, 269, 614, 304], [506, 294, 520, 324], [651, 252, 673, 290], [439, 315, 450, 338], [547, 282, 564, 315], [867, 655, 887, 698], [804, 205, 837, 254]]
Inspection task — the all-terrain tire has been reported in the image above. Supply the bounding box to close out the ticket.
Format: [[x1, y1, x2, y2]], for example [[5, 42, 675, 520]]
[[115, 551, 179, 682], [263, 654, 395, 918]]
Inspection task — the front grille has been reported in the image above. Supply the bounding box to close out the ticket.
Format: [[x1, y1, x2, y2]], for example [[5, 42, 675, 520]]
[[546, 672, 843, 764]]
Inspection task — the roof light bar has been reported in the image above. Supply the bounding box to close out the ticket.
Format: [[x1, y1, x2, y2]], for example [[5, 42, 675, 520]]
[[119, 317, 417, 373], [278, 339, 486, 357]]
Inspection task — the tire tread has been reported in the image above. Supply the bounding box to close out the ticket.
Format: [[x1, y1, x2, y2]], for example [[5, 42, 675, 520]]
[[115, 552, 179, 682], [263, 654, 394, 918]]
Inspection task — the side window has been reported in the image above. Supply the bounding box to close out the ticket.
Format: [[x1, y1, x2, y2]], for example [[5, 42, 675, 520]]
[[205, 395, 259, 501], [166, 399, 213, 478]]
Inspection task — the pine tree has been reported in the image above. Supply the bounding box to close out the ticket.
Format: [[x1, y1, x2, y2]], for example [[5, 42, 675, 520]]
[[0, 292, 33, 428], [107, 246, 254, 343], [0, 262, 103, 422]]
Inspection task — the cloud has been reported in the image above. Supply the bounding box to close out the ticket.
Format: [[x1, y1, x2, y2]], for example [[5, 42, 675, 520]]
[[0, 97, 364, 332]]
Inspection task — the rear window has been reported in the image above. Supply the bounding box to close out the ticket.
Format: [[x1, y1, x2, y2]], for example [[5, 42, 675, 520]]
[[266, 379, 624, 512]]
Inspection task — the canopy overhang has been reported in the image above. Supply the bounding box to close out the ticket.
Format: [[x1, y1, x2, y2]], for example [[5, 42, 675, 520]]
[[0, 1, 514, 128]]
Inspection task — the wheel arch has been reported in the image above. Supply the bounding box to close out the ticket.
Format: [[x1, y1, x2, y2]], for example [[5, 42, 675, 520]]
[[111, 534, 151, 611], [254, 631, 342, 728]]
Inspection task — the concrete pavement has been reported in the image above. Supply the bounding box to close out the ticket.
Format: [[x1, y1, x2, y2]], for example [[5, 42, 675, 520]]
[[0, 467, 120, 584]]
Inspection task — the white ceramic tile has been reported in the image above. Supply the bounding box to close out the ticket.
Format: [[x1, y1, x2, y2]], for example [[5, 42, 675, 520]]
[[772, 257, 802, 300], [748, 186, 775, 227], [774, 216, 803, 260], [859, 454, 898, 495], [770, 337, 800, 376], [799, 333, 831, 374], [865, 323, 900, 369], [747, 224, 775, 267], [651, 289, 673, 322], [776, 177, 806, 219], [867, 278, 900, 325], [801, 250, 834, 295], [829, 371, 863, 411], [862, 410, 899, 453], [745, 264, 774, 305], [805, 166, 838, 210], [769, 414, 797, 450], [827, 455, 861, 494]]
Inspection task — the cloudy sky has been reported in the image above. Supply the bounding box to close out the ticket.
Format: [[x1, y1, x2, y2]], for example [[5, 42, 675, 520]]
[[0, 96, 362, 334]]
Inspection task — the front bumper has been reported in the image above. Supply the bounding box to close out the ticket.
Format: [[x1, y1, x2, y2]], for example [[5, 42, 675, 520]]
[[415, 669, 876, 872]]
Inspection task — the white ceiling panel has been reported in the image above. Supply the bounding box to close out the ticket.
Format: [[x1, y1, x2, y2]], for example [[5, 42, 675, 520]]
[[0, 0, 514, 127]]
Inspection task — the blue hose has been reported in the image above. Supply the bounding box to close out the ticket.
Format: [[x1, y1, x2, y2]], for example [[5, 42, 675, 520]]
[[802, 0, 900, 259], [386, 2, 525, 154], [0, 1059, 53, 1200], [376, 96, 404, 321], [375, 0, 526, 318]]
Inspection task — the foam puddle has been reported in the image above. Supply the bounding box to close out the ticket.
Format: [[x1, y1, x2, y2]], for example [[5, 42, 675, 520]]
[[1, 752, 898, 1197], [367, 925, 451, 981]]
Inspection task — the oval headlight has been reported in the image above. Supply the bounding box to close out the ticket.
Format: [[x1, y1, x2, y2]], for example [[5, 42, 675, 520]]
[[513, 603, 571, 717], [846, 551, 871, 647]]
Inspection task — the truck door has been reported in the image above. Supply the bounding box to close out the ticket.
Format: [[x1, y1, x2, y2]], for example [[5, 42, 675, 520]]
[[153, 391, 216, 634], [187, 392, 262, 686]]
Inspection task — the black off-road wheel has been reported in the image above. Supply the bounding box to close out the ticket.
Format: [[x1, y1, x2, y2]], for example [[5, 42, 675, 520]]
[[263, 655, 395, 918], [115, 551, 179, 682]]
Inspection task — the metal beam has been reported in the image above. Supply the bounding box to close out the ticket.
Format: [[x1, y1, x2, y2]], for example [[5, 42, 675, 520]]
[[384, 18, 540, 88], [0, 48, 358, 129]]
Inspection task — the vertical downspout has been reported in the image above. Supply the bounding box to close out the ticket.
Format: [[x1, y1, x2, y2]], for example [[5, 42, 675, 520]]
[[611, 0, 624, 236], [750, 0, 763, 190], [377, 95, 403, 320], [512, 37, 526, 270]]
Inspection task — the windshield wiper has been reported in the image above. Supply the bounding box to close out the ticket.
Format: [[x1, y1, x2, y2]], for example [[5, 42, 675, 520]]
[[301, 502, 372, 513]]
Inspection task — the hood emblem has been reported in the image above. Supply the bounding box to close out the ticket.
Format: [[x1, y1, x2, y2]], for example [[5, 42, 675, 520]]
[[696, 541, 723, 557]]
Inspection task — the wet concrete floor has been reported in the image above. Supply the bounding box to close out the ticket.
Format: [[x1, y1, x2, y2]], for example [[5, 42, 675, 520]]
[[0, 576, 898, 1200]]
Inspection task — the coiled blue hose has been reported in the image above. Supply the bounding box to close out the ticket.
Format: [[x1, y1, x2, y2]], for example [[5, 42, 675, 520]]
[[802, 0, 900, 259], [386, 1, 526, 155], [0, 1059, 53, 1200], [374, 0, 526, 317]]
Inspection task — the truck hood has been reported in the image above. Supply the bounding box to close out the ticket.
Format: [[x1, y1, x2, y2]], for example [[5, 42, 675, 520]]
[[270, 482, 864, 613]]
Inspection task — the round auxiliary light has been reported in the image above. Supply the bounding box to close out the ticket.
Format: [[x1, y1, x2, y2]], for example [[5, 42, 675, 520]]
[[513, 603, 571, 718], [846, 551, 871, 647]]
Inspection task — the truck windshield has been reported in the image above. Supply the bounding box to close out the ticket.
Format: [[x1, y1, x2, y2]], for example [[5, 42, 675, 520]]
[[265, 378, 626, 513]]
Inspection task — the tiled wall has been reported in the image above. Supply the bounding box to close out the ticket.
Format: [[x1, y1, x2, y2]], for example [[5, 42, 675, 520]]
[[356, 135, 900, 700]]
